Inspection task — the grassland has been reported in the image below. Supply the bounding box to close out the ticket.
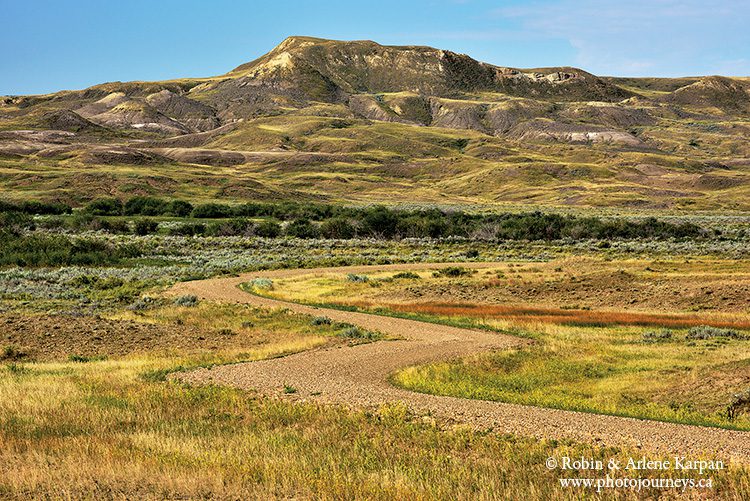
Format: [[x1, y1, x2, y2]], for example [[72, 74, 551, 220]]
[[4, 37, 750, 211], [2, 217, 750, 497], [4, 35, 750, 498], [254, 259, 750, 431], [393, 324, 750, 430], [3, 110, 750, 210], [9, 301, 749, 499], [5, 365, 744, 500]]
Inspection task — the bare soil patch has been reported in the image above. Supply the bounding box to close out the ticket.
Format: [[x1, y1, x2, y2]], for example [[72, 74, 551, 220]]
[[0, 314, 246, 361]]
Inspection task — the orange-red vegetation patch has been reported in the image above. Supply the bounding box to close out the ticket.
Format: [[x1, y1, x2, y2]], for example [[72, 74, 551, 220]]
[[347, 301, 750, 330]]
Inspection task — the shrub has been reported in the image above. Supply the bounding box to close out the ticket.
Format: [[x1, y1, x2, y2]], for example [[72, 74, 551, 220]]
[[5, 363, 30, 375], [642, 329, 673, 343], [206, 218, 253, 237], [22, 201, 71, 215], [124, 196, 167, 216], [98, 219, 130, 234], [85, 198, 123, 216], [166, 199, 194, 217], [347, 273, 369, 283], [727, 389, 750, 421], [320, 217, 356, 239], [685, 326, 744, 340], [35, 216, 66, 230], [433, 266, 471, 278], [396, 215, 448, 238], [362, 206, 399, 238], [190, 203, 233, 219], [255, 220, 282, 238], [248, 278, 273, 290], [338, 326, 379, 340], [168, 223, 205, 236], [67, 201, 710, 242], [66, 213, 95, 230], [127, 297, 155, 311], [393, 272, 420, 280], [59, 200, 716, 242], [140, 367, 181, 382], [0, 200, 18, 213], [0, 199, 72, 215], [68, 354, 106, 363], [1, 345, 26, 361], [173, 294, 199, 307], [0, 212, 34, 235], [69, 238, 114, 259], [285, 218, 320, 239], [329, 119, 352, 129], [0, 233, 137, 267], [133, 219, 159, 236], [311, 316, 332, 326], [91, 277, 126, 290]]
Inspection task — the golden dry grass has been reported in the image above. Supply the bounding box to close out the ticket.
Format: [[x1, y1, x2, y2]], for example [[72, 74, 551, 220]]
[[8, 302, 748, 499]]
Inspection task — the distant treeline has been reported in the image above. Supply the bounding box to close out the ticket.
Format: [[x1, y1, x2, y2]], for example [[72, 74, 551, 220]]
[[1, 196, 705, 241]]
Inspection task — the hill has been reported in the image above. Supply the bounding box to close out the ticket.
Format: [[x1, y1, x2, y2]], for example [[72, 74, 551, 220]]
[[1, 36, 749, 210]]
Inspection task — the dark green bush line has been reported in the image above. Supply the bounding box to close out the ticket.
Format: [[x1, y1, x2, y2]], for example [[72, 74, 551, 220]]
[[77, 197, 704, 240], [0, 199, 72, 215], [167, 211, 702, 241], [84, 197, 193, 217], [79, 197, 373, 220], [167, 219, 282, 238], [4, 195, 707, 241]]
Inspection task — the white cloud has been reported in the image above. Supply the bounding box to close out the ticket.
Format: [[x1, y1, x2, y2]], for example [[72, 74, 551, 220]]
[[490, 0, 749, 76]]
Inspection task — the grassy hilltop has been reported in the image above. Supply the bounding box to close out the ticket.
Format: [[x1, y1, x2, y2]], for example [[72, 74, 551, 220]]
[[1, 36, 750, 211]]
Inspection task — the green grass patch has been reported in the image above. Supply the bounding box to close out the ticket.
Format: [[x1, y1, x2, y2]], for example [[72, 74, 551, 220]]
[[393, 324, 750, 431]]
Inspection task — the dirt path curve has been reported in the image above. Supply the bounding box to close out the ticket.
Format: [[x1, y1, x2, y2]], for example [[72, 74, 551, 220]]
[[170, 262, 750, 463]]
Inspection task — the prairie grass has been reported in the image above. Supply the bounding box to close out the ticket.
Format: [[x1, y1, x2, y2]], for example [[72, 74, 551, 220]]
[[4, 88, 750, 209], [261, 263, 750, 431], [370, 302, 750, 330], [258, 283, 750, 430], [3, 253, 750, 496], [2, 340, 749, 498], [393, 321, 750, 431], [113, 301, 337, 361]]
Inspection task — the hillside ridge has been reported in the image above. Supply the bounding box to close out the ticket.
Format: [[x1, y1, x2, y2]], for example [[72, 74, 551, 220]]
[[1, 37, 749, 210]]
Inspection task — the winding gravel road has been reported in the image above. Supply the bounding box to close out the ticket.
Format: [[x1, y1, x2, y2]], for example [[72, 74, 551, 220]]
[[169, 263, 750, 463]]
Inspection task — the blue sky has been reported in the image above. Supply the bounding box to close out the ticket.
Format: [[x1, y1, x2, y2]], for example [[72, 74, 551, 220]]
[[2, 0, 748, 95]]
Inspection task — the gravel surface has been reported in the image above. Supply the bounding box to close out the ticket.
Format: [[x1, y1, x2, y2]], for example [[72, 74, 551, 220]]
[[170, 263, 750, 463]]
